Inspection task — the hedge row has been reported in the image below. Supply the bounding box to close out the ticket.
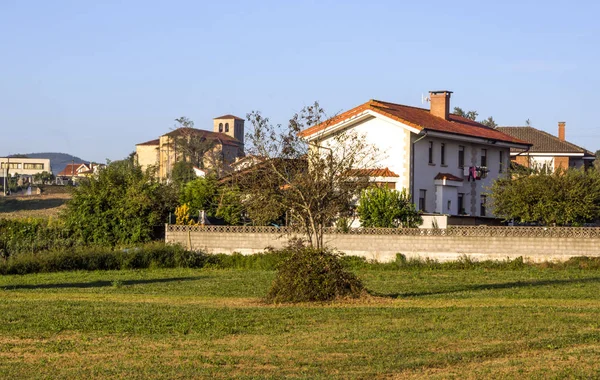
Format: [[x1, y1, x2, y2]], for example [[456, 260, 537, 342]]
[[0, 243, 290, 275], [2, 243, 599, 276]]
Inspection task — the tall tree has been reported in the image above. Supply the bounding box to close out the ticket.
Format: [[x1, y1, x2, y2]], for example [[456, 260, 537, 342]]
[[480, 116, 498, 129], [172, 116, 217, 172], [489, 167, 600, 226], [453, 107, 497, 128], [237, 102, 380, 248], [63, 159, 178, 245], [453, 107, 478, 121]]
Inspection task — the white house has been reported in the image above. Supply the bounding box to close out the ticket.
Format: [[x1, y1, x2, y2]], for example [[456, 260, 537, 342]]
[[299, 91, 531, 218]]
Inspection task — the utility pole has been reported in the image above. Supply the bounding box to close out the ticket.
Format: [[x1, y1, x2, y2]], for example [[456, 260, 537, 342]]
[[2, 158, 6, 196], [3, 156, 10, 196]]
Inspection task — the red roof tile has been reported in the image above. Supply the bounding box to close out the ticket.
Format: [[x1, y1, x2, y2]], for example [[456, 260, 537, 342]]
[[58, 163, 87, 176], [299, 99, 530, 146], [434, 172, 463, 182], [164, 127, 242, 147], [346, 167, 399, 177]]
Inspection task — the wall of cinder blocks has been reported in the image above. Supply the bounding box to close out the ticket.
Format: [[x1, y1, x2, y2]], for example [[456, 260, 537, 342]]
[[166, 230, 600, 262]]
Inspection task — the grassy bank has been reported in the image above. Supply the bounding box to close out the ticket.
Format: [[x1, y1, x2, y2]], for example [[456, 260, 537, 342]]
[[1, 267, 600, 378]]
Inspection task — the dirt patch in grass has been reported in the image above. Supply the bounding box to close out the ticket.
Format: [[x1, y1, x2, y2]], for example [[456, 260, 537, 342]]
[[0, 193, 71, 219]]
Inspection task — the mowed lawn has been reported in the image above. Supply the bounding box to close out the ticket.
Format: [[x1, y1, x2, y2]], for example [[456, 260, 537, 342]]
[[1, 267, 600, 379]]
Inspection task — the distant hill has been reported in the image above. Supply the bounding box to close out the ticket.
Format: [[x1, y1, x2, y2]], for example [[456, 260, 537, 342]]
[[7, 153, 91, 175]]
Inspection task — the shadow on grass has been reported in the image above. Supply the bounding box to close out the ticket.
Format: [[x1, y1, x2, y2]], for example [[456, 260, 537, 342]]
[[370, 277, 600, 298], [3, 276, 204, 290], [0, 197, 68, 212]]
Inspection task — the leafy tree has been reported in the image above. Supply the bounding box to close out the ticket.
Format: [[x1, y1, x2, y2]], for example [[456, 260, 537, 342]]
[[172, 116, 217, 171], [489, 167, 600, 226], [594, 150, 600, 172], [216, 186, 245, 225], [453, 107, 478, 121], [170, 161, 196, 189], [179, 176, 219, 218], [357, 187, 422, 228], [63, 159, 178, 246], [240, 102, 380, 248], [33, 171, 54, 184], [454, 107, 497, 128], [480, 116, 498, 129]]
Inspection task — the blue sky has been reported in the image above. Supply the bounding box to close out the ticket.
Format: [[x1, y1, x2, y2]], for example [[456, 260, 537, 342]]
[[1, 0, 598, 162]]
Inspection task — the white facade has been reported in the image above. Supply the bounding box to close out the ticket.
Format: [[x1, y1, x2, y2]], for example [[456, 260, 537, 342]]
[[350, 115, 412, 190], [412, 136, 510, 217], [310, 114, 515, 218]]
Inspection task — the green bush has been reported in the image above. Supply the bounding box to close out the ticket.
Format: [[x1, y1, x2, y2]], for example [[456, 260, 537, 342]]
[[63, 160, 178, 246], [0, 243, 291, 275], [0, 243, 207, 275], [0, 218, 78, 259], [357, 187, 422, 228], [266, 245, 364, 303]]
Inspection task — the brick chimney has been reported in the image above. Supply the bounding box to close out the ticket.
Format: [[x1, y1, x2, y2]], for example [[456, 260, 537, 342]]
[[558, 121, 566, 141], [429, 90, 453, 120]]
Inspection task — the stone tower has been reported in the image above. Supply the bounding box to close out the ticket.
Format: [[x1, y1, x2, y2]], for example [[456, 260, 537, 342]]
[[213, 115, 244, 145]]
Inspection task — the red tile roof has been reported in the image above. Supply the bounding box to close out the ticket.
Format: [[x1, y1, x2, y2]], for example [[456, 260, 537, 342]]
[[346, 167, 399, 177], [58, 163, 87, 176], [135, 139, 160, 146], [213, 114, 244, 120], [299, 99, 529, 146], [163, 127, 242, 147], [434, 172, 464, 182]]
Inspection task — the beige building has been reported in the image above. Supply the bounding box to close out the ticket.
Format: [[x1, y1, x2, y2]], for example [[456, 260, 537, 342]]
[[135, 115, 245, 180], [0, 157, 52, 178]]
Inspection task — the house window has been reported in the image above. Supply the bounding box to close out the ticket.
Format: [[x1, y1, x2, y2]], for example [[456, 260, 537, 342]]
[[428, 142, 434, 164], [419, 189, 427, 212], [458, 146, 465, 168], [23, 163, 44, 170], [481, 149, 487, 167], [225, 123, 229, 132], [480, 195, 487, 216], [1, 163, 20, 169], [458, 193, 464, 215], [499, 151, 504, 173], [440, 143, 446, 166]]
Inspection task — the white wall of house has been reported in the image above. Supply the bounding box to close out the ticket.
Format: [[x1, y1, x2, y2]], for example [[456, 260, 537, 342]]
[[313, 115, 512, 218], [413, 137, 510, 217], [320, 116, 412, 191], [529, 156, 554, 171]]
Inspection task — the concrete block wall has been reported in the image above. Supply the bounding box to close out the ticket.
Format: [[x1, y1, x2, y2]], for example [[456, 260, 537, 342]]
[[166, 228, 600, 262]]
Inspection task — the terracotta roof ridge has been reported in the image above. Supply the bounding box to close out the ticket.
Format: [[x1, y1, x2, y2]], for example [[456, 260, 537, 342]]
[[434, 172, 464, 181], [371, 99, 430, 112]]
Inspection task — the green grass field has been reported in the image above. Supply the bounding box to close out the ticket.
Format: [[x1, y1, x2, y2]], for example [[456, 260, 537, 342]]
[[1, 267, 600, 379]]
